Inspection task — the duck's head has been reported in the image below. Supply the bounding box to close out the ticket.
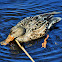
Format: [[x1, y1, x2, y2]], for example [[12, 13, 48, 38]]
[[0, 26, 26, 45], [41, 12, 62, 29], [10, 26, 26, 38]]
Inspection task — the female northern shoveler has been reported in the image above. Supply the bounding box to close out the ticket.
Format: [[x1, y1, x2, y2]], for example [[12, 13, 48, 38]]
[[0, 12, 61, 48]]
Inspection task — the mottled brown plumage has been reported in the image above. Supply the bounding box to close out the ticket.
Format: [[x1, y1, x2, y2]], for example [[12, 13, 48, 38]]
[[0, 12, 61, 45]]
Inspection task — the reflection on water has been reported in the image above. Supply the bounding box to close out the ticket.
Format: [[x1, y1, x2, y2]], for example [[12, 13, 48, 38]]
[[0, 0, 62, 62]]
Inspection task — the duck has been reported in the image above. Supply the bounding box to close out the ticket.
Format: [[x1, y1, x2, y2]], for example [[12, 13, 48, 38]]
[[0, 11, 61, 48]]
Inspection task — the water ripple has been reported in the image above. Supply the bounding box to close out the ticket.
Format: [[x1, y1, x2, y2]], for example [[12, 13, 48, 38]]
[[0, 0, 62, 62]]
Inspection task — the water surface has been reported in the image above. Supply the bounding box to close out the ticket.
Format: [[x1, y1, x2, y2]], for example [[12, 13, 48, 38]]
[[0, 0, 62, 62]]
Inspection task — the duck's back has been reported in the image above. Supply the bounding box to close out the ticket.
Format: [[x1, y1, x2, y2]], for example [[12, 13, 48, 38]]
[[15, 15, 48, 42], [13, 12, 61, 42], [17, 15, 47, 33]]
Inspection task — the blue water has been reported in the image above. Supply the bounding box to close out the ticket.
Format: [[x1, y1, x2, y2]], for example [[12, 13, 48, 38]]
[[0, 0, 62, 62]]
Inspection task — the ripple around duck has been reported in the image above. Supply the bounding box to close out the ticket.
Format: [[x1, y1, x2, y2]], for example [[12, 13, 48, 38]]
[[0, 0, 62, 62]]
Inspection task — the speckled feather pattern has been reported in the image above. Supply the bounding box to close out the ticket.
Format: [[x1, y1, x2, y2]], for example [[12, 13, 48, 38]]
[[14, 15, 48, 42], [10, 12, 61, 42]]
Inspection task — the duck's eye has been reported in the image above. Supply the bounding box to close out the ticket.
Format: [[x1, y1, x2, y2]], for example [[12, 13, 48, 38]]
[[44, 18, 47, 20], [12, 32, 15, 34]]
